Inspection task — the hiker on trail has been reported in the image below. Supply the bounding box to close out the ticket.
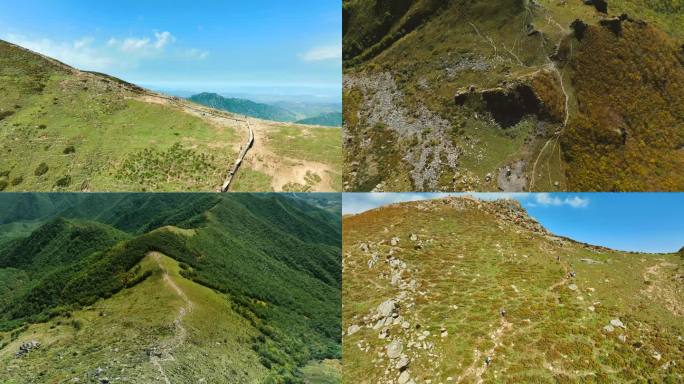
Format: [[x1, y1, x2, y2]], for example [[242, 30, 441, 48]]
[[485, 356, 492, 366], [569, 271, 576, 278], [500, 308, 506, 317], [556, 255, 560, 262]]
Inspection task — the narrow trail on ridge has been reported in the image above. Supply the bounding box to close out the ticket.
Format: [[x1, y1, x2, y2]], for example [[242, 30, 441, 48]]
[[149, 252, 195, 384], [530, 7, 573, 191]]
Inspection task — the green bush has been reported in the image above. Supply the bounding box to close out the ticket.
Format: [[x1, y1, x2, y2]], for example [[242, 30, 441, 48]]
[[63, 146, 76, 154], [34, 162, 49, 176], [55, 175, 71, 187], [0, 180, 8, 191], [10, 176, 23, 186], [70, 319, 82, 331]]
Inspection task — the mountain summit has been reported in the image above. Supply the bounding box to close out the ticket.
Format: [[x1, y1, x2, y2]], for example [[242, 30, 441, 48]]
[[343, 196, 683, 382]]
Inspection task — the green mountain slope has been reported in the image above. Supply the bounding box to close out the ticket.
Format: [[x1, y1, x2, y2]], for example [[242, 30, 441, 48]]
[[0, 40, 250, 192], [343, 197, 683, 382], [343, 0, 684, 192], [188, 93, 298, 122], [296, 112, 343, 127], [0, 193, 342, 383]]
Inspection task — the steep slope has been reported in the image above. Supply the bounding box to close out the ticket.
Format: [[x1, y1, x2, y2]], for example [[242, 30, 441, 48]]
[[188, 93, 298, 122], [343, 0, 684, 192], [343, 197, 683, 382], [0, 40, 341, 192], [0, 193, 342, 383]]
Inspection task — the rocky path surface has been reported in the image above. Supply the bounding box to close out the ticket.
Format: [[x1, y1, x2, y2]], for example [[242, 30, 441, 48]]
[[149, 252, 194, 384], [221, 120, 254, 192]]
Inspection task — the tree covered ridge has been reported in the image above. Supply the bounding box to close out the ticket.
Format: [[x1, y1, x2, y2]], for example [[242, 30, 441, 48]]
[[0, 193, 342, 382]]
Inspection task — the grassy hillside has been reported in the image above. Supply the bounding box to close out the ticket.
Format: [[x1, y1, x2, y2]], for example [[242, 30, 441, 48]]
[[189, 93, 298, 122], [0, 40, 342, 192], [0, 193, 342, 383], [343, 0, 684, 192], [343, 197, 683, 382]]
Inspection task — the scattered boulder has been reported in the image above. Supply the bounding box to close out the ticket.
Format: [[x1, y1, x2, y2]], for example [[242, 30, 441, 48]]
[[347, 324, 361, 336], [603, 324, 615, 333], [610, 318, 626, 329], [398, 370, 411, 384], [386, 339, 403, 359], [568, 284, 578, 291], [15, 340, 40, 357], [580, 258, 602, 264], [377, 299, 396, 318], [396, 355, 410, 370]]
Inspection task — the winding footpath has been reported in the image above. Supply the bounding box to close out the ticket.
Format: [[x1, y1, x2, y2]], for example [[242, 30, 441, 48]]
[[137, 93, 256, 192], [149, 253, 195, 384], [221, 120, 254, 192]]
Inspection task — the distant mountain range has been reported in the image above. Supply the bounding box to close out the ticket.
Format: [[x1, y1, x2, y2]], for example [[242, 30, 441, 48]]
[[189, 92, 342, 127], [295, 112, 343, 127]]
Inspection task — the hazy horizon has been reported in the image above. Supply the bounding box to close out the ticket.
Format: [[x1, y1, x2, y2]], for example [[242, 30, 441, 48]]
[[0, 0, 341, 103]]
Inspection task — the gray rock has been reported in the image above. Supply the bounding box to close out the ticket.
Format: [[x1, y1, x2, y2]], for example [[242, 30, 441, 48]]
[[398, 370, 411, 384], [603, 324, 615, 333], [377, 299, 396, 318], [347, 324, 361, 336], [396, 355, 409, 370], [386, 339, 403, 359], [568, 284, 578, 291], [610, 318, 625, 329]]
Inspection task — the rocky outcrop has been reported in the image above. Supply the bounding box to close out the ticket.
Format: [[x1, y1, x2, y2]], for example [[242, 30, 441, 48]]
[[571, 19, 588, 40], [600, 16, 623, 36], [15, 340, 40, 357], [584, 0, 608, 14], [454, 69, 565, 128]]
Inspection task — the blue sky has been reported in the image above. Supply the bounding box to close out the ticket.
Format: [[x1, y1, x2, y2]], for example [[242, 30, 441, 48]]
[[0, 0, 341, 100], [343, 193, 684, 253]]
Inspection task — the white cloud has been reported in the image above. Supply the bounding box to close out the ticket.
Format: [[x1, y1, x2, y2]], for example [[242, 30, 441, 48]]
[[121, 37, 151, 52], [3, 33, 113, 71], [153, 31, 175, 49], [531, 193, 589, 208], [183, 48, 209, 60], [73, 37, 94, 49], [299, 44, 341, 61], [111, 31, 175, 52], [2, 31, 204, 74]]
